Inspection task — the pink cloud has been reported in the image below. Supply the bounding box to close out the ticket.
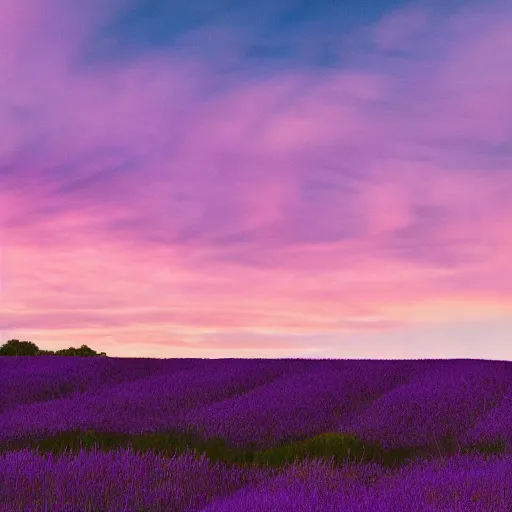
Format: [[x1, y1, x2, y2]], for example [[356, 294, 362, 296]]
[[1, 0, 511, 358]]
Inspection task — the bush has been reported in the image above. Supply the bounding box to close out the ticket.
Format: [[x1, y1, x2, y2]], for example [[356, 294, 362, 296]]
[[54, 345, 100, 357], [253, 433, 367, 467], [0, 339, 40, 356], [0, 340, 106, 357]]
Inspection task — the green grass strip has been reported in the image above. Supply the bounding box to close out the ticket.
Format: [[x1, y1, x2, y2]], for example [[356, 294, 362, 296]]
[[1, 429, 507, 470]]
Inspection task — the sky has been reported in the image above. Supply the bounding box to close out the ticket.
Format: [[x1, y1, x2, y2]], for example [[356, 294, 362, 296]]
[[0, 0, 511, 359]]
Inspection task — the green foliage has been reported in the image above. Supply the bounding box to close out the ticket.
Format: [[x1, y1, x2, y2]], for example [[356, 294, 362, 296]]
[[1, 428, 506, 471], [0, 339, 40, 356], [54, 344, 99, 357], [0, 339, 106, 357], [465, 438, 507, 457], [253, 433, 367, 466]]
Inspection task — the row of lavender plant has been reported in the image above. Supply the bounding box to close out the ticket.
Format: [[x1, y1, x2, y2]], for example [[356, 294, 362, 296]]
[[0, 357, 320, 415], [337, 360, 512, 450], [1, 358, 510, 451], [0, 448, 509, 511], [179, 360, 424, 449], [0, 356, 203, 413], [0, 359, 294, 442], [0, 359, 416, 445], [203, 452, 512, 512]]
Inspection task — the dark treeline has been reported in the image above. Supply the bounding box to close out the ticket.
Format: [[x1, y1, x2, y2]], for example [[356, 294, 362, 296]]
[[0, 339, 107, 357]]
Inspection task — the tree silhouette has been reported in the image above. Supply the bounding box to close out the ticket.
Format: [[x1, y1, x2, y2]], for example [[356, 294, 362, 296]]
[[0, 340, 107, 356], [0, 339, 40, 356], [54, 344, 100, 357]]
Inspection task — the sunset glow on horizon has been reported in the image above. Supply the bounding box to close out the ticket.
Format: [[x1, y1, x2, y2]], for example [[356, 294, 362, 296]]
[[1, 0, 511, 359]]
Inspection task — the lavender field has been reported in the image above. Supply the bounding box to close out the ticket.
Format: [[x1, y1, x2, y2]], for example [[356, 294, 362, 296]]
[[1, 357, 511, 511]]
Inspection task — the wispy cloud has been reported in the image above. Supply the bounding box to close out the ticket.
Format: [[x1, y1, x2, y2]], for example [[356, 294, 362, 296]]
[[1, 0, 511, 358]]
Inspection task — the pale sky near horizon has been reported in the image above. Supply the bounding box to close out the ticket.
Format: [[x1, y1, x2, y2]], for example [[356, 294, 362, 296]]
[[1, 0, 511, 359]]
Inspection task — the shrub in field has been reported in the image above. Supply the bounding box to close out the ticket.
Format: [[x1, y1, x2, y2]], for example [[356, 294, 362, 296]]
[[253, 433, 367, 467]]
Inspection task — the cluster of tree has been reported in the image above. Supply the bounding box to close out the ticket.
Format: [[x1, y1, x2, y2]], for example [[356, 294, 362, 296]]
[[0, 339, 107, 357]]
